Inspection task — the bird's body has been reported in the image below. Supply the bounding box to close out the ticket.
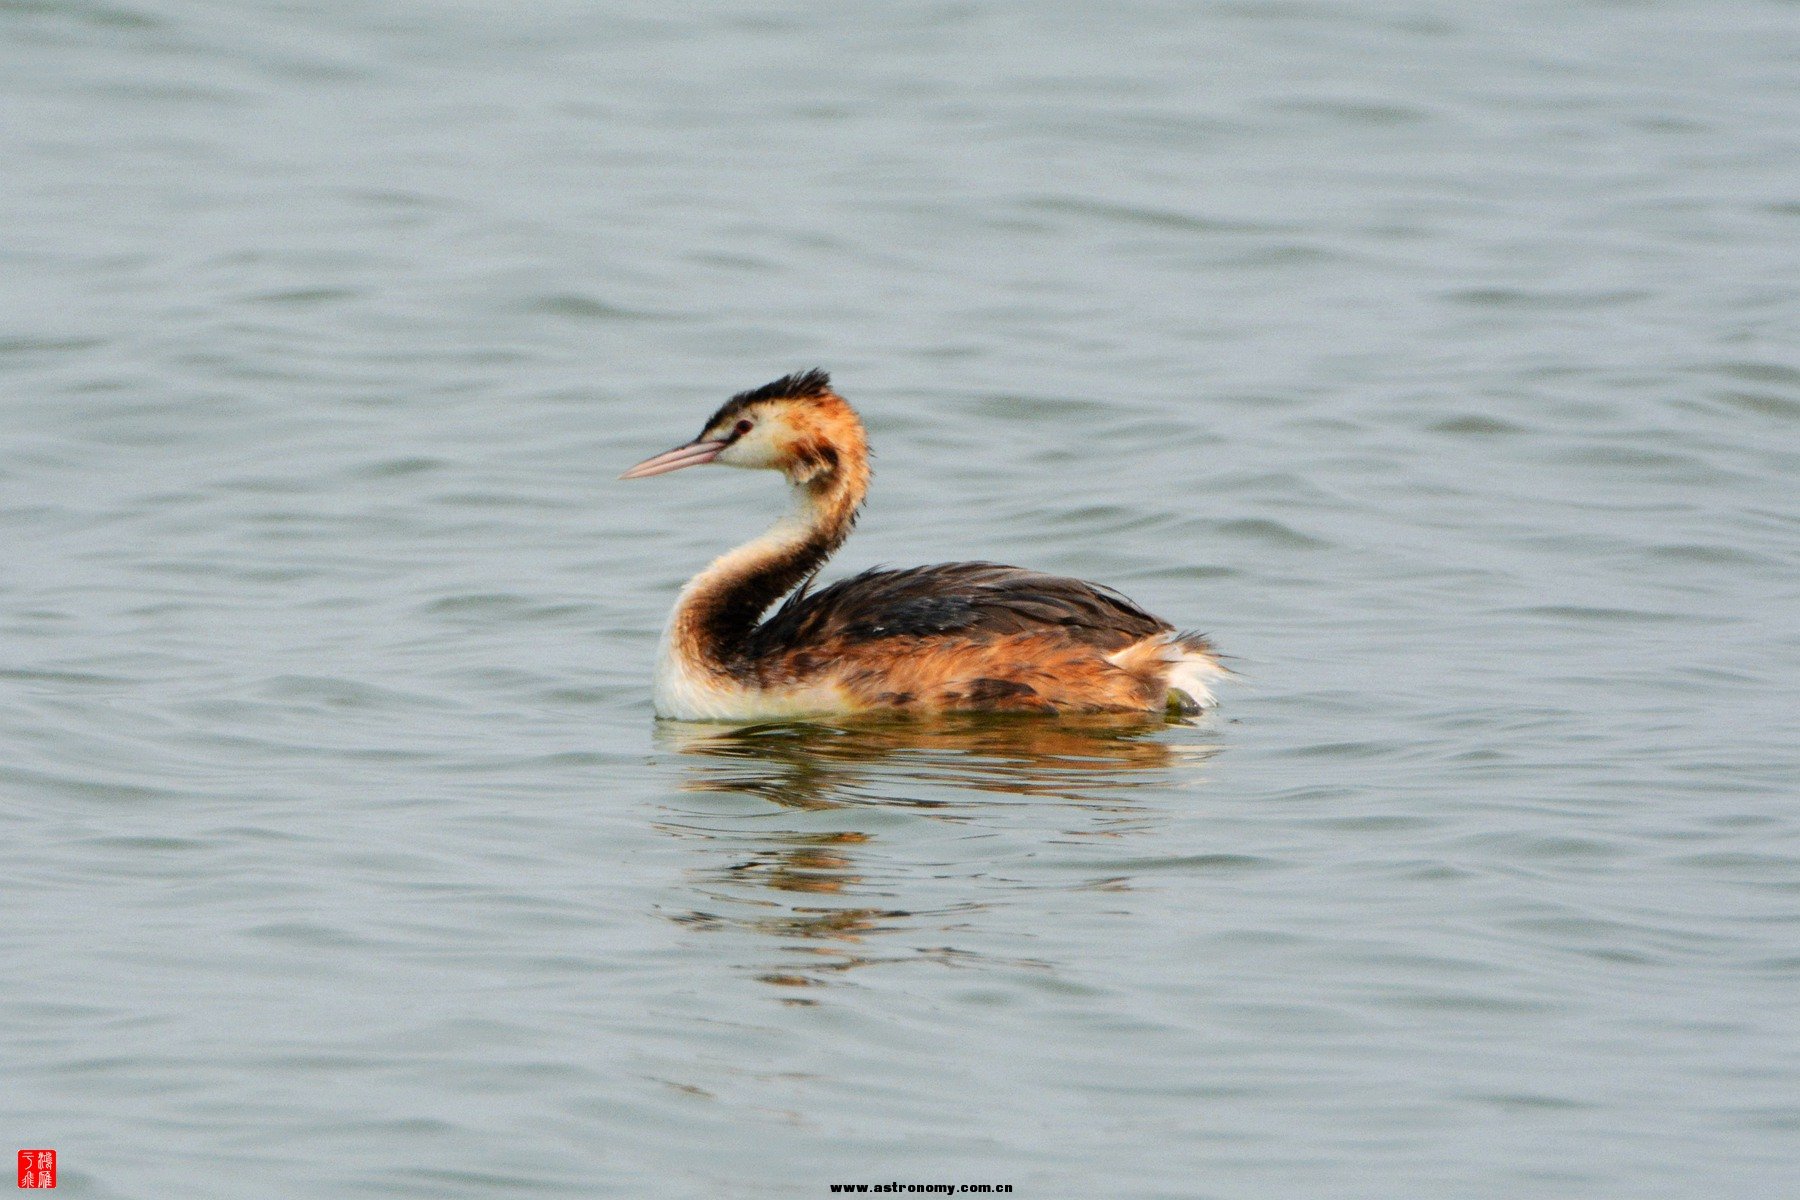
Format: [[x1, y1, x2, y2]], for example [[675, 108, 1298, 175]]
[[624, 371, 1225, 721]]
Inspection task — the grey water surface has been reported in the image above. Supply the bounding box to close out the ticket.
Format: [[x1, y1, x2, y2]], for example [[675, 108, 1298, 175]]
[[4, 1, 1799, 1197]]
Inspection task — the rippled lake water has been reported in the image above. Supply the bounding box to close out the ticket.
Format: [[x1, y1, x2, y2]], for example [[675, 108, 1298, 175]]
[[5, 1, 1799, 1196]]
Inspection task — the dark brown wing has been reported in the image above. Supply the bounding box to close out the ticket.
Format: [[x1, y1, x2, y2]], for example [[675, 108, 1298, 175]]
[[744, 561, 1172, 659]]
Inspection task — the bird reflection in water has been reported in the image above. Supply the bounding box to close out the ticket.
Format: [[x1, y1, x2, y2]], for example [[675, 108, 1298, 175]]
[[654, 715, 1220, 1000]]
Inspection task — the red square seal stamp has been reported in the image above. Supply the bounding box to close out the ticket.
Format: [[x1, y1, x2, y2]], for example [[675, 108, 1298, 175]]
[[16, 1151, 54, 1189]]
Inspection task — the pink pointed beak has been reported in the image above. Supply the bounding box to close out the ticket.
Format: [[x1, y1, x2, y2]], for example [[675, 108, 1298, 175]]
[[619, 438, 728, 480]]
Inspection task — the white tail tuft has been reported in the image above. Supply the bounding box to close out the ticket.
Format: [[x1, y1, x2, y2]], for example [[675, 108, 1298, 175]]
[[1106, 633, 1228, 712], [1165, 646, 1227, 710]]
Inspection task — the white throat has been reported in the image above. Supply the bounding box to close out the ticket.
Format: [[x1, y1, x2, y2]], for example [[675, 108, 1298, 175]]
[[651, 485, 836, 720]]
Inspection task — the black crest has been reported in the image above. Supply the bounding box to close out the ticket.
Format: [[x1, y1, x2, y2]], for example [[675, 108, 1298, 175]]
[[704, 369, 833, 430]]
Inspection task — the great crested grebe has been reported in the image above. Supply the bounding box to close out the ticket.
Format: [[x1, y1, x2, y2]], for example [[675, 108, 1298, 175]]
[[622, 370, 1226, 721]]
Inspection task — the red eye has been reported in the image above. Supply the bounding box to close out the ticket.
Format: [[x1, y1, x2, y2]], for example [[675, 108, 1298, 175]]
[[733, 419, 753, 436]]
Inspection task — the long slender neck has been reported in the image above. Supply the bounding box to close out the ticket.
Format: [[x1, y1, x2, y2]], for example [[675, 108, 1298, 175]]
[[668, 463, 866, 674]]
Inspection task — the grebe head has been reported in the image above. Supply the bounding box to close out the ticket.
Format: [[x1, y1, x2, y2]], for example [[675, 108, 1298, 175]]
[[621, 369, 866, 487]]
